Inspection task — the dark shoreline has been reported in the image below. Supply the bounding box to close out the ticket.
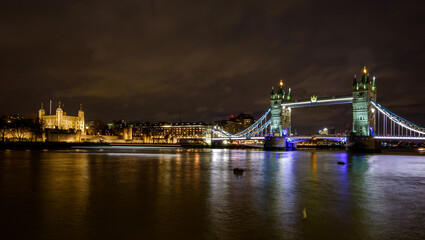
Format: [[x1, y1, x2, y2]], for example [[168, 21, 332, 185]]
[[0, 142, 183, 150], [0, 142, 103, 150]]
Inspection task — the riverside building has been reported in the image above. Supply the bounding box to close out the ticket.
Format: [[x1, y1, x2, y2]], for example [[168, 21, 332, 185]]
[[39, 102, 85, 132], [38, 102, 85, 142]]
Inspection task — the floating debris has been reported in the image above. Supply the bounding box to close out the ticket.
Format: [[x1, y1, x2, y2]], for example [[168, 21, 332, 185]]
[[302, 207, 307, 220], [233, 168, 244, 175]]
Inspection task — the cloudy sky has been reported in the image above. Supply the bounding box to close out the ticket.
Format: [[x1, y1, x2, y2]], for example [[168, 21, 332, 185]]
[[1, 0, 424, 133]]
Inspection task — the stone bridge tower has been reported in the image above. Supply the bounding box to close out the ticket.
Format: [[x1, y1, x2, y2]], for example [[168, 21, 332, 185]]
[[352, 66, 377, 136], [270, 80, 292, 136]]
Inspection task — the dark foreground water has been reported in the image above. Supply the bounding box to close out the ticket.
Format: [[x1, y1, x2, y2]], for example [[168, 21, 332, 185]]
[[1, 148, 425, 240]]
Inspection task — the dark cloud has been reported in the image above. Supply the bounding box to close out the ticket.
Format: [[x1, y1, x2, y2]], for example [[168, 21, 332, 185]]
[[1, 0, 424, 133]]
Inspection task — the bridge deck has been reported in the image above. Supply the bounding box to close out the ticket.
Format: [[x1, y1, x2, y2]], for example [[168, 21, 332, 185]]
[[211, 136, 425, 141], [282, 95, 353, 108]]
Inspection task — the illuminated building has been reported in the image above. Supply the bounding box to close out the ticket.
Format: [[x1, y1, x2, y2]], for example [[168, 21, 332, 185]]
[[227, 113, 254, 134], [39, 102, 85, 133], [132, 122, 207, 143], [213, 113, 255, 134], [37, 102, 85, 142], [319, 128, 329, 135]]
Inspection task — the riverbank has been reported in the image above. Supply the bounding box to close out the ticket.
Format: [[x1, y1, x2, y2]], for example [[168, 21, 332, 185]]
[[0, 142, 182, 150]]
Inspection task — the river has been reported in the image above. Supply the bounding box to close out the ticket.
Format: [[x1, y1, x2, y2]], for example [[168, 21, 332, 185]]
[[1, 148, 424, 239]]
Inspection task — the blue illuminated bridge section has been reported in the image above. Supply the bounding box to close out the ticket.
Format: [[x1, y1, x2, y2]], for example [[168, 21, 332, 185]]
[[212, 135, 347, 142], [211, 135, 425, 142], [212, 135, 348, 142]]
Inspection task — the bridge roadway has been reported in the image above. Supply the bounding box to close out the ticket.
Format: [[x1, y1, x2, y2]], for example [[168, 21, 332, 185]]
[[211, 135, 425, 142], [212, 135, 347, 142], [281, 95, 353, 108]]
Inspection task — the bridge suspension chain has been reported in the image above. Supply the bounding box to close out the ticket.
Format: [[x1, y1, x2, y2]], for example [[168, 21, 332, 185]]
[[233, 109, 271, 137], [210, 109, 271, 138], [372, 101, 425, 138]]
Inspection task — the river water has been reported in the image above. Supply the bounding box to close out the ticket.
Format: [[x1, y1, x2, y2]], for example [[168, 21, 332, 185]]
[[0, 148, 424, 239]]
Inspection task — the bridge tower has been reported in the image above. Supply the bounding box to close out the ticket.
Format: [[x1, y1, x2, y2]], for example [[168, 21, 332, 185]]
[[352, 66, 377, 136], [270, 80, 292, 137], [270, 80, 285, 136], [265, 80, 295, 149]]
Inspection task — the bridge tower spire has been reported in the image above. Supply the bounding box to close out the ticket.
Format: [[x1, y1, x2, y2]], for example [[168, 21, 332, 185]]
[[352, 66, 377, 136]]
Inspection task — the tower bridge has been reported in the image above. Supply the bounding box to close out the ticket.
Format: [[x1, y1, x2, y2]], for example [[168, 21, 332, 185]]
[[207, 67, 425, 151]]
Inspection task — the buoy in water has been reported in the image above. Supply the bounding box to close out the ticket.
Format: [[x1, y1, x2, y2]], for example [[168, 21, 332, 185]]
[[233, 168, 244, 175], [302, 207, 307, 220]]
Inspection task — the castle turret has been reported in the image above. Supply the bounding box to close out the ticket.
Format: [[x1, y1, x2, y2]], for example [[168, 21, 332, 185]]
[[56, 101, 63, 129], [287, 88, 292, 100], [39, 102, 45, 120], [78, 104, 84, 118], [352, 74, 358, 90], [277, 80, 285, 98], [270, 87, 275, 99], [361, 66, 368, 89], [78, 104, 85, 134]]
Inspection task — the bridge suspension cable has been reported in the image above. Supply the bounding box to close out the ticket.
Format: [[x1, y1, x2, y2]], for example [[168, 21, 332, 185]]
[[246, 119, 271, 137], [212, 109, 271, 138], [371, 101, 425, 138], [233, 109, 271, 137], [211, 128, 234, 138]]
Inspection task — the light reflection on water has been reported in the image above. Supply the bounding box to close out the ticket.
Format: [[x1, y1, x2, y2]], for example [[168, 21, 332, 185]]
[[0, 149, 424, 239]]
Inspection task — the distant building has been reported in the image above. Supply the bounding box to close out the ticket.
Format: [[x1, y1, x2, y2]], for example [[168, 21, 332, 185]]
[[39, 102, 85, 132], [38, 102, 85, 142], [81, 121, 208, 144], [132, 122, 207, 143], [319, 127, 336, 135], [214, 113, 255, 134], [319, 128, 329, 135]]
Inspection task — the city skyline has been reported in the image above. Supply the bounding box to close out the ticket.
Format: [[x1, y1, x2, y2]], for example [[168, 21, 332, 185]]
[[1, 0, 425, 134]]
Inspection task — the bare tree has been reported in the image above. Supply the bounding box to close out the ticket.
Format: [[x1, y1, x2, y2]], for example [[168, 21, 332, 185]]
[[0, 116, 10, 142], [10, 118, 33, 142], [30, 118, 43, 142]]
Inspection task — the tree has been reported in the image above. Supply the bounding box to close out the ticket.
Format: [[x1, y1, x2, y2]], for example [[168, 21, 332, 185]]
[[10, 118, 36, 142], [0, 116, 10, 142], [29, 118, 43, 142], [10, 119, 28, 142]]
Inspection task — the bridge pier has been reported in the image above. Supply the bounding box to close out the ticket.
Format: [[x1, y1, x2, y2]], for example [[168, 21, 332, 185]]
[[346, 135, 381, 153], [264, 137, 297, 150]]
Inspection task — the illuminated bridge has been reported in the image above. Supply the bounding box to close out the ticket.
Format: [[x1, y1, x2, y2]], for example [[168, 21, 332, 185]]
[[206, 67, 425, 149]]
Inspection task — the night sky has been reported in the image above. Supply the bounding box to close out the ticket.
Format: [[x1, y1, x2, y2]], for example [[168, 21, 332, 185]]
[[1, 0, 424, 134]]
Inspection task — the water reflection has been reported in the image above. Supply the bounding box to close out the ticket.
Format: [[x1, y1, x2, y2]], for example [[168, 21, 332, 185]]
[[1, 149, 424, 239], [39, 152, 90, 239]]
